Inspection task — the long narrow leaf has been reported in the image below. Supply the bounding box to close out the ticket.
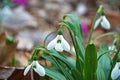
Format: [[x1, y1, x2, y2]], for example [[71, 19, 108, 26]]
[[84, 44, 97, 80], [50, 50, 75, 69], [98, 44, 111, 80], [97, 63, 106, 80], [45, 67, 66, 80], [63, 14, 84, 46], [76, 36, 85, 58], [71, 69, 81, 80]]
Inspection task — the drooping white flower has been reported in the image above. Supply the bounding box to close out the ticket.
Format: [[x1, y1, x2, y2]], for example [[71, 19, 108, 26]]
[[111, 62, 120, 80], [109, 45, 116, 51], [94, 15, 110, 30], [0, 6, 12, 20], [47, 35, 70, 52], [24, 60, 45, 76]]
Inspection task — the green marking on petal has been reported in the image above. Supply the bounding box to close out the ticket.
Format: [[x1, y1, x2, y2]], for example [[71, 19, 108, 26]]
[[57, 40, 61, 43], [119, 66, 120, 69], [32, 65, 36, 68]]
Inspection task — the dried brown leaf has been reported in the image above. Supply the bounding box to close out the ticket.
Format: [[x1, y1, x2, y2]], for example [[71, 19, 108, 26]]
[[0, 32, 17, 66]]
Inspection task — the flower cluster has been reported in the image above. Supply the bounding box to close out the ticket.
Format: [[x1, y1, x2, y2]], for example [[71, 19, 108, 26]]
[[23, 5, 120, 80]]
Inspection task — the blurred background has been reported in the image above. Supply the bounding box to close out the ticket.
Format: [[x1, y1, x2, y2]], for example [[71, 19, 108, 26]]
[[0, 0, 120, 67]]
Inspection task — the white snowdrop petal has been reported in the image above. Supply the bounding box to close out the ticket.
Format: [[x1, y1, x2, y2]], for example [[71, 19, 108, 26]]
[[101, 16, 110, 30], [111, 68, 119, 80], [60, 36, 70, 51], [34, 61, 45, 76], [62, 41, 70, 51], [109, 45, 116, 51], [1, 6, 12, 16], [55, 43, 63, 52], [24, 65, 31, 76], [111, 63, 120, 80], [47, 36, 58, 50], [94, 17, 102, 29]]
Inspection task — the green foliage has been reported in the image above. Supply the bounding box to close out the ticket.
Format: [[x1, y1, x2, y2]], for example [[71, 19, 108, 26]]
[[45, 67, 66, 80], [84, 44, 97, 80], [98, 44, 111, 80], [30, 5, 120, 80]]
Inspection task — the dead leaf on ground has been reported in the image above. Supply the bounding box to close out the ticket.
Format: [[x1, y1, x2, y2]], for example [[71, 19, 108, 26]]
[[0, 66, 41, 80], [0, 32, 17, 66]]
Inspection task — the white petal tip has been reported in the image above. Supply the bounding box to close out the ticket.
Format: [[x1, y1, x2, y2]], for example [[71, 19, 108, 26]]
[[101, 16, 111, 30], [40, 72, 45, 76], [111, 62, 120, 80], [34, 61, 46, 76], [55, 44, 63, 52], [23, 65, 31, 76], [23, 72, 27, 76]]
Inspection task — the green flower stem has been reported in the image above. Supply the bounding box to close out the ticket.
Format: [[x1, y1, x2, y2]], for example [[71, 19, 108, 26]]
[[93, 32, 117, 44], [87, 13, 99, 44], [31, 49, 40, 60], [59, 22, 77, 54], [87, 5, 104, 44], [112, 48, 120, 65], [59, 22, 84, 59], [43, 32, 54, 46], [59, 22, 84, 77], [97, 5, 104, 14], [30, 46, 47, 63], [34, 47, 50, 68], [58, 28, 63, 35], [97, 50, 117, 60]]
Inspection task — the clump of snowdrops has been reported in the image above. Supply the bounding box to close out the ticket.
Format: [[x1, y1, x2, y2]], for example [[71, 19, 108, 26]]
[[24, 5, 120, 80]]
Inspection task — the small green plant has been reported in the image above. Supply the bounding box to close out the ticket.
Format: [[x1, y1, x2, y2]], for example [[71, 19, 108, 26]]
[[24, 5, 120, 80]]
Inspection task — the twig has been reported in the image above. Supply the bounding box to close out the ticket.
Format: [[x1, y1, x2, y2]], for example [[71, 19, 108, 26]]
[[30, 69, 34, 80]]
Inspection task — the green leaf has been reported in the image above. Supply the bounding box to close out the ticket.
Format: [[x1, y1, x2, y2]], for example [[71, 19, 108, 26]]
[[76, 56, 84, 80], [71, 69, 81, 80], [76, 36, 85, 58], [63, 14, 84, 46], [50, 50, 75, 69], [45, 67, 66, 80], [97, 63, 106, 80], [56, 60, 74, 80], [61, 15, 85, 76], [42, 53, 59, 69], [98, 44, 111, 80], [84, 44, 97, 80], [67, 50, 76, 56], [42, 50, 74, 80], [61, 21, 75, 34]]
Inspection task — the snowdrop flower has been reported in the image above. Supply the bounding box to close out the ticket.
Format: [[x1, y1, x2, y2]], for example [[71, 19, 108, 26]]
[[24, 60, 45, 76], [109, 45, 116, 51], [47, 35, 70, 52], [94, 15, 110, 30], [0, 6, 12, 20], [111, 62, 120, 80]]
